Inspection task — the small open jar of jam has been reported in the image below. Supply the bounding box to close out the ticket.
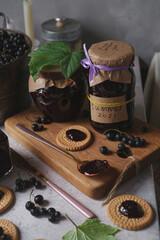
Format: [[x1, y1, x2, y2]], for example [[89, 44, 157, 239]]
[[29, 67, 86, 122], [0, 130, 12, 179], [81, 40, 135, 133]]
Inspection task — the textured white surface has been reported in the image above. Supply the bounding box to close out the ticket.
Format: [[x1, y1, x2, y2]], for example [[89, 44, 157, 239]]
[[0, 138, 159, 240]]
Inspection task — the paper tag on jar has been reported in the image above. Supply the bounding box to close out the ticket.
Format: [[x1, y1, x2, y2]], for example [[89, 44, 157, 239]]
[[90, 94, 128, 123]]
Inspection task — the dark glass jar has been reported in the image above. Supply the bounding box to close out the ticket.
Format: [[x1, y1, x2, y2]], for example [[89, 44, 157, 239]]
[[31, 69, 86, 122], [0, 130, 12, 178], [86, 40, 135, 133], [90, 69, 135, 133]]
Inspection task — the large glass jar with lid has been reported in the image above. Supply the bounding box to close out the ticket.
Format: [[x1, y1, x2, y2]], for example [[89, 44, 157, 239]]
[[29, 67, 86, 122], [41, 17, 82, 51], [82, 40, 135, 133]]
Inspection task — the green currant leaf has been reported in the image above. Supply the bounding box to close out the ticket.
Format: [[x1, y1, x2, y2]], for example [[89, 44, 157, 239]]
[[62, 217, 118, 240], [60, 51, 84, 79], [28, 41, 83, 81]]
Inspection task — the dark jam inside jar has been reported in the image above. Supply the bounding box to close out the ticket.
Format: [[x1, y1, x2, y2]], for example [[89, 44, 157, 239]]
[[119, 200, 144, 218], [0, 130, 12, 178], [31, 70, 86, 122], [89, 69, 135, 133]]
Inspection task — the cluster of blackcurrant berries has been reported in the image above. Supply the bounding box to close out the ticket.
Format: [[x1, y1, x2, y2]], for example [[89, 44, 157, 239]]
[[15, 177, 42, 192], [0, 227, 10, 240], [31, 116, 51, 132], [0, 191, 4, 200], [25, 194, 61, 223], [100, 126, 148, 155], [0, 30, 29, 65]]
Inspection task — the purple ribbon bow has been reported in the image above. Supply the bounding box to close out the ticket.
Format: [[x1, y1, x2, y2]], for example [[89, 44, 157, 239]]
[[81, 43, 132, 84]]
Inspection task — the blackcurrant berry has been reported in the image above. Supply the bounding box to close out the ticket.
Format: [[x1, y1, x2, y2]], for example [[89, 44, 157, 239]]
[[135, 137, 141, 142], [48, 214, 56, 223], [15, 185, 23, 192], [35, 117, 41, 124], [47, 207, 56, 215], [23, 180, 30, 189], [29, 177, 36, 185], [25, 201, 35, 210], [30, 207, 40, 217], [135, 141, 140, 147], [15, 178, 23, 185], [55, 211, 61, 218], [34, 181, 42, 189], [100, 146, 108, 155], [34, 195, 44, 205], [32, 124, 39, 131], [39, 207, 47, 216], [106, 131, 115, 141], [39, 125, 44, 131], [141, 126, 148, 133], [118, 143, 125, 150], [122, 137, 129, 144], [128, 139, 135, 147], [41, 116, 48, 124], [140, 139, 146, 146], [115, 133, 123, 141]]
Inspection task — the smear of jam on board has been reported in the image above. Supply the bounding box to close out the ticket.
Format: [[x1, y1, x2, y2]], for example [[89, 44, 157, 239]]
[[66, 129, 86, 142], [119, 200, 144, 218]]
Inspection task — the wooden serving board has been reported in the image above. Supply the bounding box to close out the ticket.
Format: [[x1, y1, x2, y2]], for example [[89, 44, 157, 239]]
[[4, 106, 160, 199]]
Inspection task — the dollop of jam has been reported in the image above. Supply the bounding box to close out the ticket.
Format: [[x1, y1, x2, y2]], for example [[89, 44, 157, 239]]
[[66, 129, 86, 142], [119, 200, 144, 218], [79, 160, 109, 175], [0, 191, 4, 200]]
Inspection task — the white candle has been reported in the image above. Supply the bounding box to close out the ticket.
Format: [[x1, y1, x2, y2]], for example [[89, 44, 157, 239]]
[[23, 0, 34, 45]]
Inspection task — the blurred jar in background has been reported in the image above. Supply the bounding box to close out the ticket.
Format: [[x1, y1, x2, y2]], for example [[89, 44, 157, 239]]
[[41, 17, 82, 51], [0, 130, 12, 179]]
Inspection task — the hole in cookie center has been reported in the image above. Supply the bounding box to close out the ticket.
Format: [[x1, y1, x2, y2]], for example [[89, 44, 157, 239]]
[[66, 129, 87, 142]]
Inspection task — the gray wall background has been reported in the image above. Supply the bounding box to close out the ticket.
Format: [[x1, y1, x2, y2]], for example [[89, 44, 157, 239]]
[[1, 0, 160, 69]]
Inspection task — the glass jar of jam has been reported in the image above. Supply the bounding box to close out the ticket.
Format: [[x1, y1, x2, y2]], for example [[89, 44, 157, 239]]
[[30, 67, 86, 122], [83, 40, 135, 133], [0, 130, 12, 179]]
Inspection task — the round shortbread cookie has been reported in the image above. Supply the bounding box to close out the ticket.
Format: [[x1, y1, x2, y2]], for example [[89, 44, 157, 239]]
[[0, 187, 14, 214], [0, 219, 18, 240], [107, 194, 153, 230], [56, 125, 92, 151]]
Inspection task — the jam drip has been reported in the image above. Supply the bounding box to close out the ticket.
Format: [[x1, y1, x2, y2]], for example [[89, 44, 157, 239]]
[[119, 200, 144, 218], [66, 129, 86, 142], [79, 160, 109, 175]]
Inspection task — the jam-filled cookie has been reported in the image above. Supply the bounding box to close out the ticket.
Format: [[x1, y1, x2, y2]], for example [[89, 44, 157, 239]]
[[107, 194, 153, 230], [0, 219, 18, 240], [0, 187, 14, 214], [56, 125, 92, 151]]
